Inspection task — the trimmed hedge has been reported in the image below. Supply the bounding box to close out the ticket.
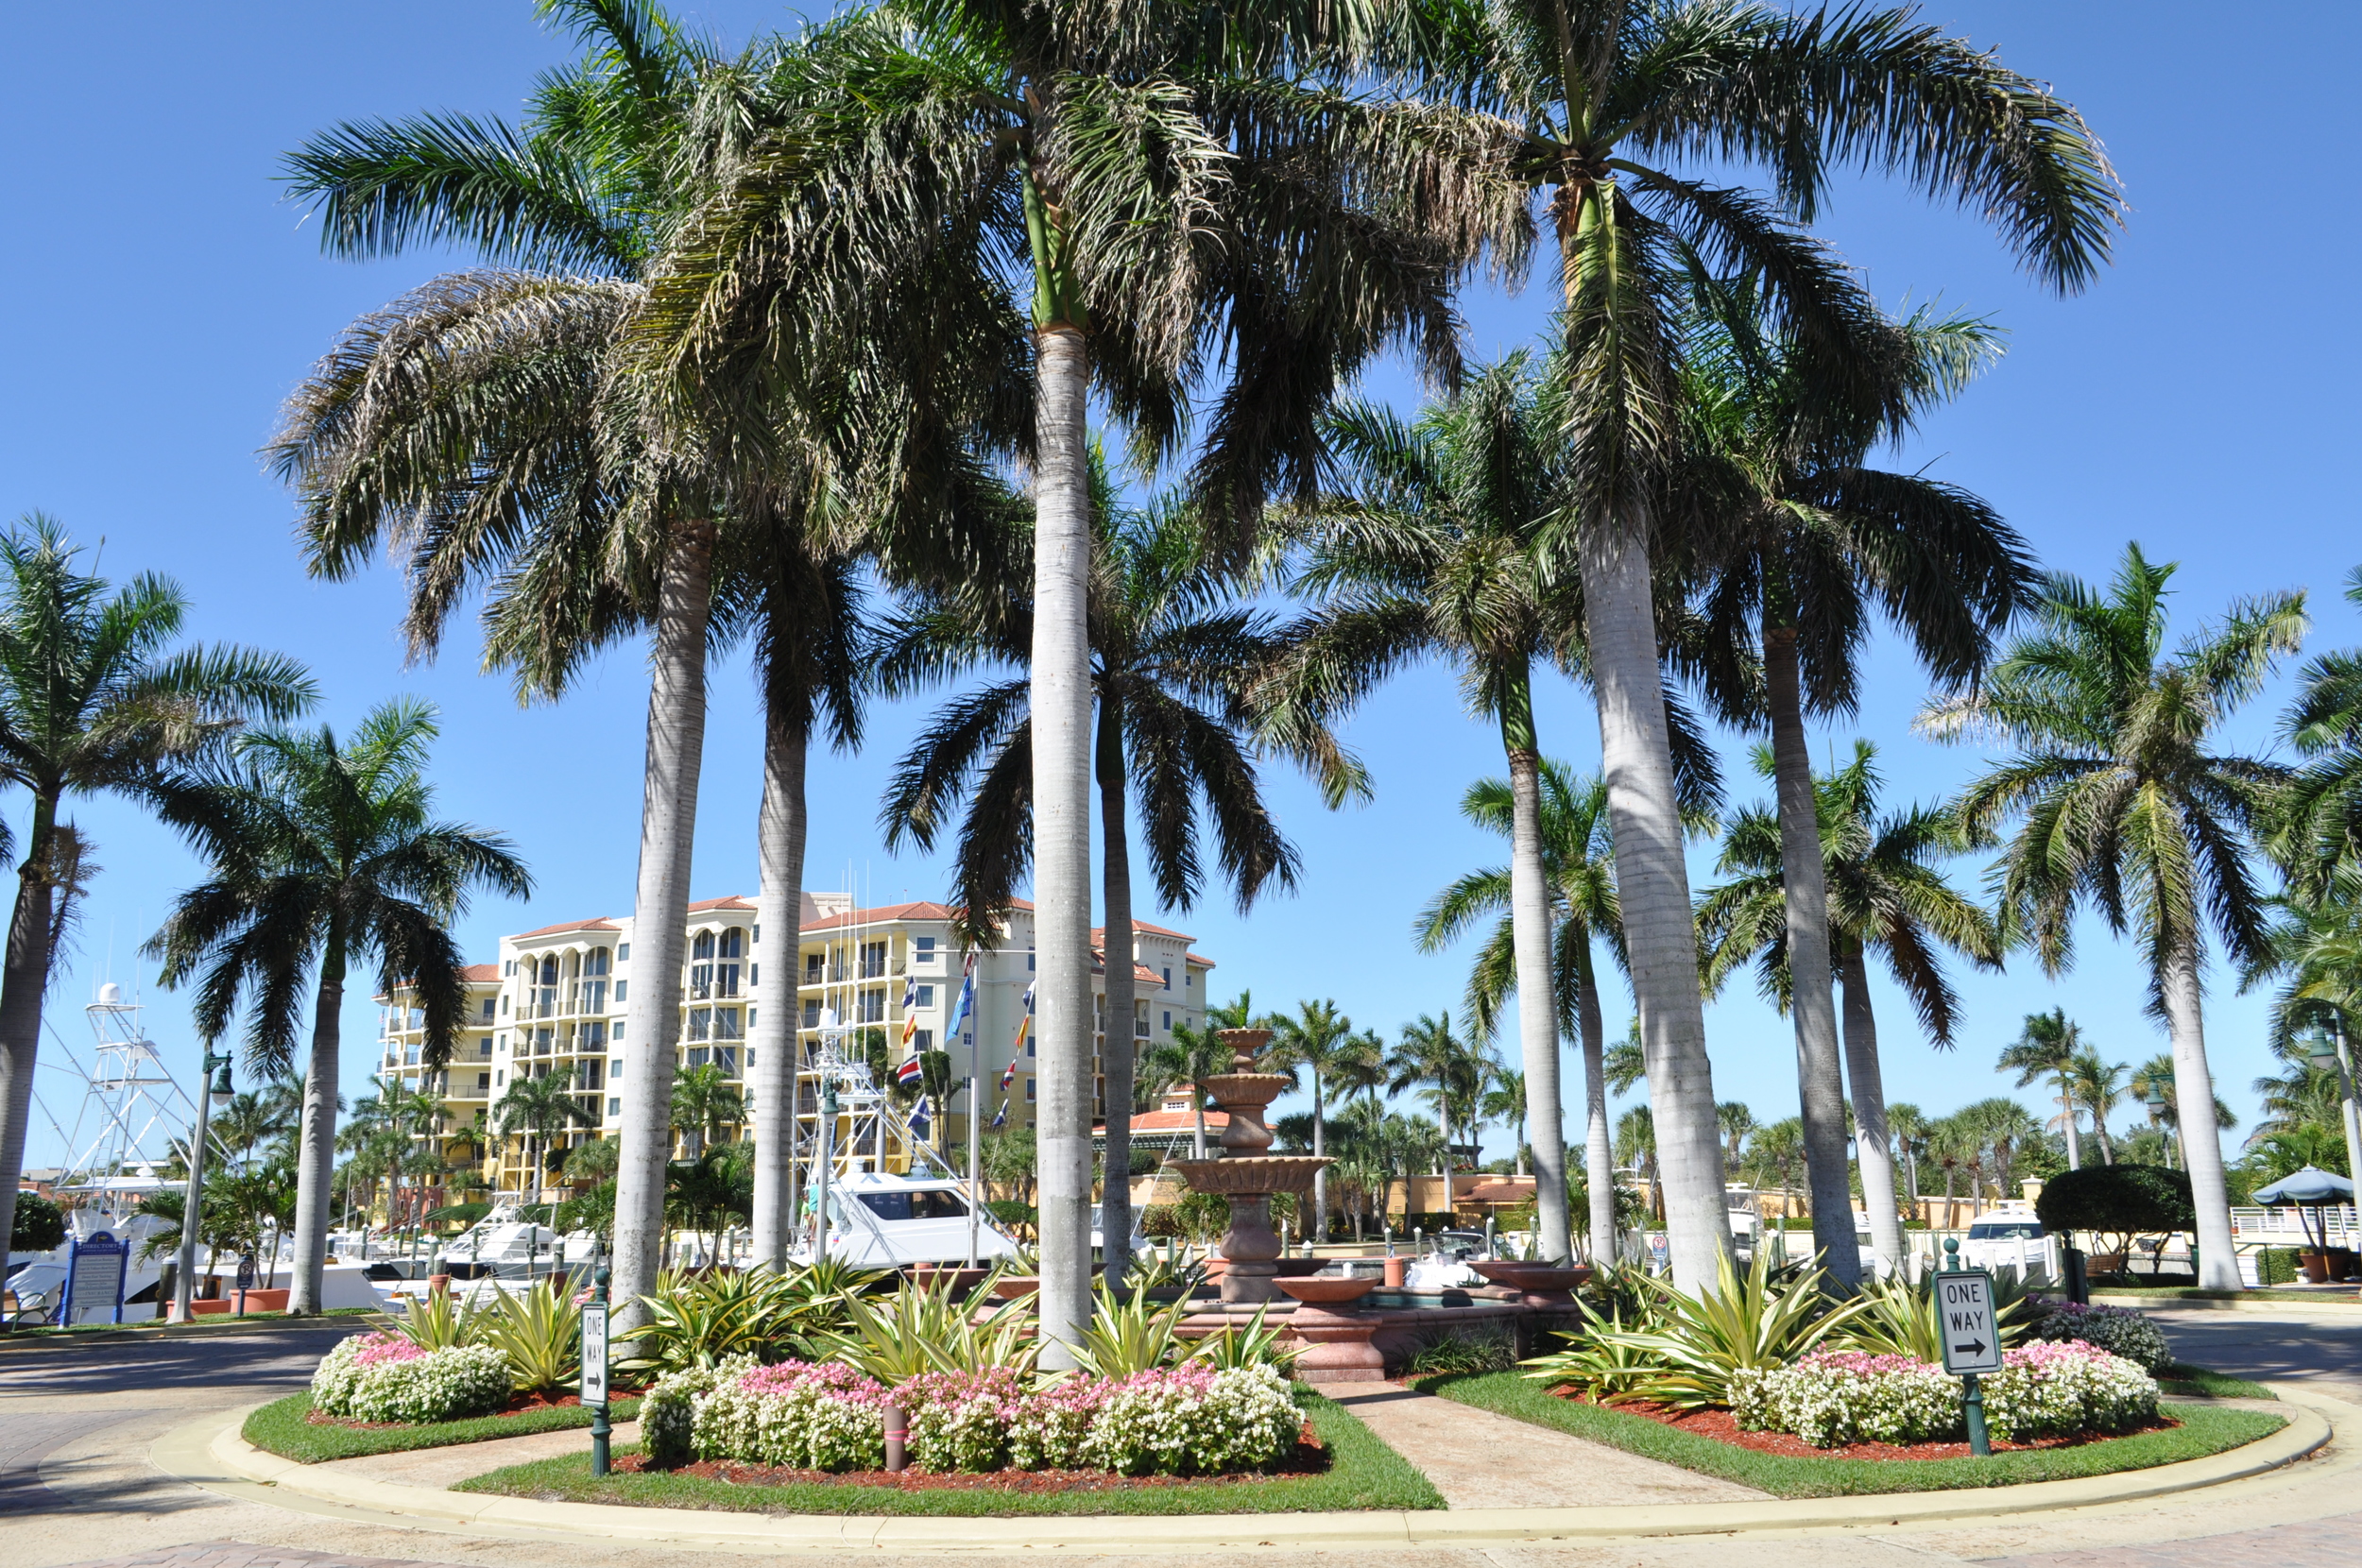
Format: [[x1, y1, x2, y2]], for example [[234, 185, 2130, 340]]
[[2036, 1165, 2194, 1256]]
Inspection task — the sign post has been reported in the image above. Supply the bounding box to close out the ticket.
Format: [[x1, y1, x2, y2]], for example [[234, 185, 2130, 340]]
[[584, 1265, 611, 1477], [1937, 1236, 2002, 1456]]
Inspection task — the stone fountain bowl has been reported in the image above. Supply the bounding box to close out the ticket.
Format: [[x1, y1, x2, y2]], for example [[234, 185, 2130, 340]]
[[1165, 1155, 1329, 1195], [1275, 1276, 1379, 1306], [1195, 1072, 1294, 1105], [1469, 1262, 1592, 1293]]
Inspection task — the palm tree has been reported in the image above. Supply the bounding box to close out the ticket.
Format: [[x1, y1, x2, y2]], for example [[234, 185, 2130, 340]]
[[1401, 0, 2117, 1293], [1716, 1102, 1756, 1165], [1927, 546, 2303, 1289], [213, 1089, 294, 1173], [1267, 999, 1375, 1242], [2243, 881, 2362, 1197], [882, 490, 1354, 1278], [2271, 568, 2362, 891], [1886, 1103, 1930, 1205], [1481, 1071, 1531, 1176], [1144, 1021, 1229, 1162], [1277, 361, 1648, 1266], [145, 700, 528, 1313], [496, 1069, 593, 1205], [670, 1063, 743, 1161], [1388, 1012, 1486, 1219], [631, 0, 1501, 1358], [0, 519, 314, 1264], [1743, 1117, 1805, 1210], [1415, 759, 1640, 1266], [1681, 268, 2028, 1287], [2067, 1051, 2128, 1166], [1997, 1009, 2085, 1170], [1696, 741, 2002, 1272]]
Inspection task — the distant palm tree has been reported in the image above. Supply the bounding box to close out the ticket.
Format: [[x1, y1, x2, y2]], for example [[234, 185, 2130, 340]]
[[1388, 1013, 1484, 1218], [496, 1071, 592, 1205], [1998, 1009, 2086, 1170], [145, 700, 526, 1314], [1716, 1102, 1757, 1165], [2066, 1051, 2129, 1165], [1886, 1103, 1931, 1204], [1143, 1022, 1228, 1162], [670, 1063, 744, 1161], [0, 518, 314, 1268], [1268, 999, 1376, 1242], [1604, 1019, 1648, 1099], [1928, 545, 2304, 1288], [1482, 1072, 1531, 1176]]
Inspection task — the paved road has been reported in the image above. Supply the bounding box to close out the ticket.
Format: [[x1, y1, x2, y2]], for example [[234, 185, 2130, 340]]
[[5, 1306, 2362, 1568]]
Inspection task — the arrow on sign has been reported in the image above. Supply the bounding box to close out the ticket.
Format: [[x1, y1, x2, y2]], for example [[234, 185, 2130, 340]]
[[1951, 1339, 1988, 1357]]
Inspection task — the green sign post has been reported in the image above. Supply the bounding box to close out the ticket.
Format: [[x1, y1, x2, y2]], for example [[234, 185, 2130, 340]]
[[1936, 1236, 2000, 1456]]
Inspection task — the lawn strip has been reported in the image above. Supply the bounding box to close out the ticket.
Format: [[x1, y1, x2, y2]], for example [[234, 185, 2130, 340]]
[[244, 1391, 642, 1462], [451, 1391, 1442, 1516], [2156, 1363, 2278, 1400], [1412, 1371, 2285, 1498]]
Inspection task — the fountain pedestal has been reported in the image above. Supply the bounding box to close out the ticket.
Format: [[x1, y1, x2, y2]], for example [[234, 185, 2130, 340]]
[[1275, 1277, 1383, 1383], [1165, 1029, 1330, 1304]]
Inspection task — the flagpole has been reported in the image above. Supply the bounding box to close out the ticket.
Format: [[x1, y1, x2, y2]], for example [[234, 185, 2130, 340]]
[[967, 1072, 982, 1269]]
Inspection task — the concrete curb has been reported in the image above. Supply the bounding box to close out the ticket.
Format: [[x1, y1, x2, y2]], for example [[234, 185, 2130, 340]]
[[2096, 1292, 2362, 1314], [156, 1394, 2335, 1554], [1, 1315, 382, 1350]]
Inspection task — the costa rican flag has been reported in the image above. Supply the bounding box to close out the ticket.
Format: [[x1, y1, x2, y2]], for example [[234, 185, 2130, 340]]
[[895, 1055, 924, 1087]]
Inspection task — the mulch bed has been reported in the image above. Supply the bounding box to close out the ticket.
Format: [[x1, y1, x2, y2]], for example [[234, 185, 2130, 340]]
[[1549, 1390, 2179, 1461], [305, 1392, 595, 1429], [609, 1423, 1328, 1494]]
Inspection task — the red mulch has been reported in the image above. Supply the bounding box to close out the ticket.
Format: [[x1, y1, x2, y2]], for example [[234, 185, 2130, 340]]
[[614, 1423, 1327, 1493], [305, 1392, 593, 1430], [1548, 1390, 2180, 1461]]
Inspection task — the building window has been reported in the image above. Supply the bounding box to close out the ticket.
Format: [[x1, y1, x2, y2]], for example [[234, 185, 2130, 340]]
[[477, 1072, 490, 1091], [612, 1022, 625, 1042], [859, 940, 886, 979], [860, 988, 887, 1023], [716, 963, 741, 997], [689, 1047, 709, 1066], [749, 963, 758, 988], [721, 927, 745, 960], [583, 1021, 608, 1050], [495, 1069, 505, 1087], [752, 924, 760, 944], [802, 999, 820, 1029], [1027, 947, 1036, 971], [1162, 967, 1172, 991], [916, 984, 934, 1008], [480, 997, 497, 1021], [610, 1057, 623, 1081], [618, 942, 631, 962], [805, 953, 823, 983], [915, 1029, 933, 1051], [689, 1008, 710, 1042], [715, 1007, 743, 1040], [614, 980, 627, 1002], [1025, 1079, 1036, 1100], [1163, 1011, 1172, 1031], [501, 995, 509, 1015], [914, 935, 935, 963], [608, 1097, 622, 1116], [713, 1046, 738, 1075], [586, 947, 610, 978]]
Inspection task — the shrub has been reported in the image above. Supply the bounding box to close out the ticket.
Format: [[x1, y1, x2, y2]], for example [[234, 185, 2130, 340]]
[[1589, 1249, 1865, 1409], [1734, 1340, 2158, 1447], [2029, 1301, 2172, 1372], [1403, 1329, 1517, 1376], [1085, 1364, 1300, 1475], [817, 1274, 1037, 1382], [1522, 1304, 1666, 1402], [2035, 1165, 2195, 1258], [1070, 1285, 1188, 1376], [1187, 1304, 1299, 1375], [621, 1263, 869, 1375], [694, 1360, 888, 1472], [1983, 1340, 2159, 1438], [640, 1360, 743, 1468], [986, 1199, 1037, 1239], [1139, 1203, 1184, 1239], [2256, 1247, 2301, 1286], [311, 1332, 509, 1423], [476, 1281, 581, 1396], [901, 1367, 1027, 1472], [11, 1193, 64, 1252]]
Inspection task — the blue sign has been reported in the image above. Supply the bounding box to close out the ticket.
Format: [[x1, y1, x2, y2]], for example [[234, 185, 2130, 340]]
[[64, 1230, 128, 1325]]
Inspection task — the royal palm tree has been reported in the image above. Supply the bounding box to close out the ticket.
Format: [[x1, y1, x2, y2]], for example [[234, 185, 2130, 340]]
[[1388, 1011, 1488, 1219], [1998, 1009, 2085, 1170], [670, 1062, 743, 1161], [881, 489, 1355, 1277], [1681, 269, 2028, 1286], [1144, 1021, 1229, 1161], [2271, 568, 2362, 892], [2243, 881, 2362, 1196], [1267, 999, 1376, 1242], [0, 519, 314, 1263], [1415, 759, 1638, 1259], [496, 1070, 593, 1206], [1886, 1102, 1929, 1204], [1696, 741, 2001, 1272], [1927, 546, 2302, 1289], [145, 701, 528, 1314], [1482, 1071, 1530, 1175], [2067, 1050, 2128, 1166], [631, 1, 1505, 1357], [1399, 0, 2118, 1292]]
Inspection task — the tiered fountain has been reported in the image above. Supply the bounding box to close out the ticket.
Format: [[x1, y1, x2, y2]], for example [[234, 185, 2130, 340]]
[[1164, 1028, 1326, 1304]]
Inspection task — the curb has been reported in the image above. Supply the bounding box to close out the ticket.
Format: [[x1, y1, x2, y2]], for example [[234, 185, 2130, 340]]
[[158, 1394, 2335, 1553], [1, 1315, 381, 1350], [2095, 1293, 2362, 1314]]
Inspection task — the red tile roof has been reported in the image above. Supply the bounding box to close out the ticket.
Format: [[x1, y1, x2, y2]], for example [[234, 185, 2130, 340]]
[[801, 899, 959, 933], [511, 917, 623, 940], [1104, 1108, 1230, 1133], [458, 963, 499, 982], [1092, 919, 1196, 946], [687, 895, 757, 913]]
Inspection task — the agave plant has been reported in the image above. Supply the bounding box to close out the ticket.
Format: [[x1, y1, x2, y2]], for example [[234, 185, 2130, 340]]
[[820, 1274, 1040, 1384], [1589, 1249, 1867, 1409], [477, 1280, 582, 1396], [1185, 1304, 1298, 1374], [1068, 1284, 1191, 1377], [390, 1288, 477, 1352], [619, 1266, 815, 1373], [1120, 1246, 1208, 1297], [1519, 1304, 1664, 1402], [1833, 1272, 2032, 1363]]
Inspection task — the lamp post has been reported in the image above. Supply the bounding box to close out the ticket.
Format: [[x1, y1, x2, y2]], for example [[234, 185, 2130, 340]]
[[170, 1047, 235, 1323], [2144, 1082, 2174, 1171], [2302, 1022, 2362, 1249]]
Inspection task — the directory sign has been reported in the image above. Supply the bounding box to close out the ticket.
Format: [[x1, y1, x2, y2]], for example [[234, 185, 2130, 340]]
[[1935, 1269, 2003, 1374]]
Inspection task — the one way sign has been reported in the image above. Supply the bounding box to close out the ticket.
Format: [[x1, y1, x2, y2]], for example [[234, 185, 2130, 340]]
[[1935, 1269, 2003, 1374]]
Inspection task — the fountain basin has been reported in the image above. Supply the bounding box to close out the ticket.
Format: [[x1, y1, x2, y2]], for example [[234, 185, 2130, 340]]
[[1468, 1261, 1591, 1304], [1165, 1156, 1326, 1195], [1275, 1276, 1378, 1306]]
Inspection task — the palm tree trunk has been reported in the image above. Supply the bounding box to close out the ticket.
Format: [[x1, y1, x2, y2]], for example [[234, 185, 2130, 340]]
[[1578, 513, 1732, 1291], [2060, 1072, 2082, 1169], [288, 937, 346, 1315], [1762, 623, 1859, 1287], [750, 696, 810, 1269], [1836, 946, 1903, 1279], [1574, 953, 1617, 1264], [1502, 694, 1571, 1264], [2160, 942, 2239, 1290], [0, 798, 60, 1267], [1094, 688, 1136, 1279], [1437, 1099, 1453, 1220], [610, 519, 716, 1329], [1030, 320, 1095, 1366]]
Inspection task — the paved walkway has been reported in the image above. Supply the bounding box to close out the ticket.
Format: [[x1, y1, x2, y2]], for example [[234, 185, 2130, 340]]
[[1326, 1383, 1764, 1508]]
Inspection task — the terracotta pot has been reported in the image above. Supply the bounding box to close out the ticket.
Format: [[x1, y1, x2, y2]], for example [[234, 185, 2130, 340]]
[[1383, 1255, 1407, 1289], [428, 1273, 452, 1296], [987, 1275, 1039, 1301], [2301, 1251, 2333, 1285]]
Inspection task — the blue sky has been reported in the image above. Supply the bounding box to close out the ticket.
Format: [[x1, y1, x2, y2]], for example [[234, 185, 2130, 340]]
[[5, 3, 2354, 1173]]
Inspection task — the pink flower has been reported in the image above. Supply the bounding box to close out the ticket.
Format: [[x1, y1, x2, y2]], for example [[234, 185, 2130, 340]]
[[353, 1332, 427, 1369]]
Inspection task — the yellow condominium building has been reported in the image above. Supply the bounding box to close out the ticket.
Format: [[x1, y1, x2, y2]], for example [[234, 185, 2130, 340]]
[[377, 892, 1214, 1204]]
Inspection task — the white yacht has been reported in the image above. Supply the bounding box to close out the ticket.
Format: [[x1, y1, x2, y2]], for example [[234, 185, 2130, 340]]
[[799, 1167, 1018, 1269]]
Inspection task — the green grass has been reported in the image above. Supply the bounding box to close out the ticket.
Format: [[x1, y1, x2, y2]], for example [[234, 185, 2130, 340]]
[[454, 1391, 1442, 1517], [2155, 1363, 2278, 1400], [243, 1391, 642, 1462], [1414, 1372, 2285, 1498]]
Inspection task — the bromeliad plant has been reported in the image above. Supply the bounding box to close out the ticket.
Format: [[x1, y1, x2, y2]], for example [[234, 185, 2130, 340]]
[[475, 1279, 581, 1398], [1583, 1250, 1866, 1409], [1833, 1272, 2033, 1364], [818, 1270, 1040, 1383], [621, 1262, 872, 1375]]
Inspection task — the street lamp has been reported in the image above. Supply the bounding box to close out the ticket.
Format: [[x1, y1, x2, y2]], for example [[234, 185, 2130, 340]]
[[2302, 1021, 2362, 1243], [2143, 1082, 2174, 1171], [170, 1046, 235, 1324]]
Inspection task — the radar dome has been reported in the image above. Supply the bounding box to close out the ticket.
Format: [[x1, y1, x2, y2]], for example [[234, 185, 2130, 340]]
[[97, 981, 123, 1005]]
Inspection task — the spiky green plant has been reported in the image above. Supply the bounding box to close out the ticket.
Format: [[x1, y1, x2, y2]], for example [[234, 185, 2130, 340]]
[[819, 1274, 1039, 1384], [477, 1279, 582, 1396], [1589, 1249, 1866, 1410], [390, 1287, 477, 1353], [1185, 1304, 1298, 1375], [1068, 1283, 1190, 1378], [1831, 1273, 2032, 1364]]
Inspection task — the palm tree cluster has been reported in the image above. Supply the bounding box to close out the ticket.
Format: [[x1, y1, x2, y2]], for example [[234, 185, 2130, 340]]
[[259, 0, 2134, 1331]]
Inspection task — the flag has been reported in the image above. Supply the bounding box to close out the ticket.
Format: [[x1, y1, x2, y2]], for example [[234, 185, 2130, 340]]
[[988, 1098, 1008, 1130], [999, 1056, 1019, 1091], [909, 1094, 931, 1138], [895, 1055, 924, 1087], [944, 952, 977, 1041], [1009, 979, 1036, 1057], [899, 977, 919, 1045]]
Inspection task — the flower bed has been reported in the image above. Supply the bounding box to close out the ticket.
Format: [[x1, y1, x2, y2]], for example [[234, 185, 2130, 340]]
[[645, 1357, 1303, 1477], [310, 1332, 510, 1424], [2029, 1301, 2173, 1372], [1729, 1342, 2159, 1449]]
